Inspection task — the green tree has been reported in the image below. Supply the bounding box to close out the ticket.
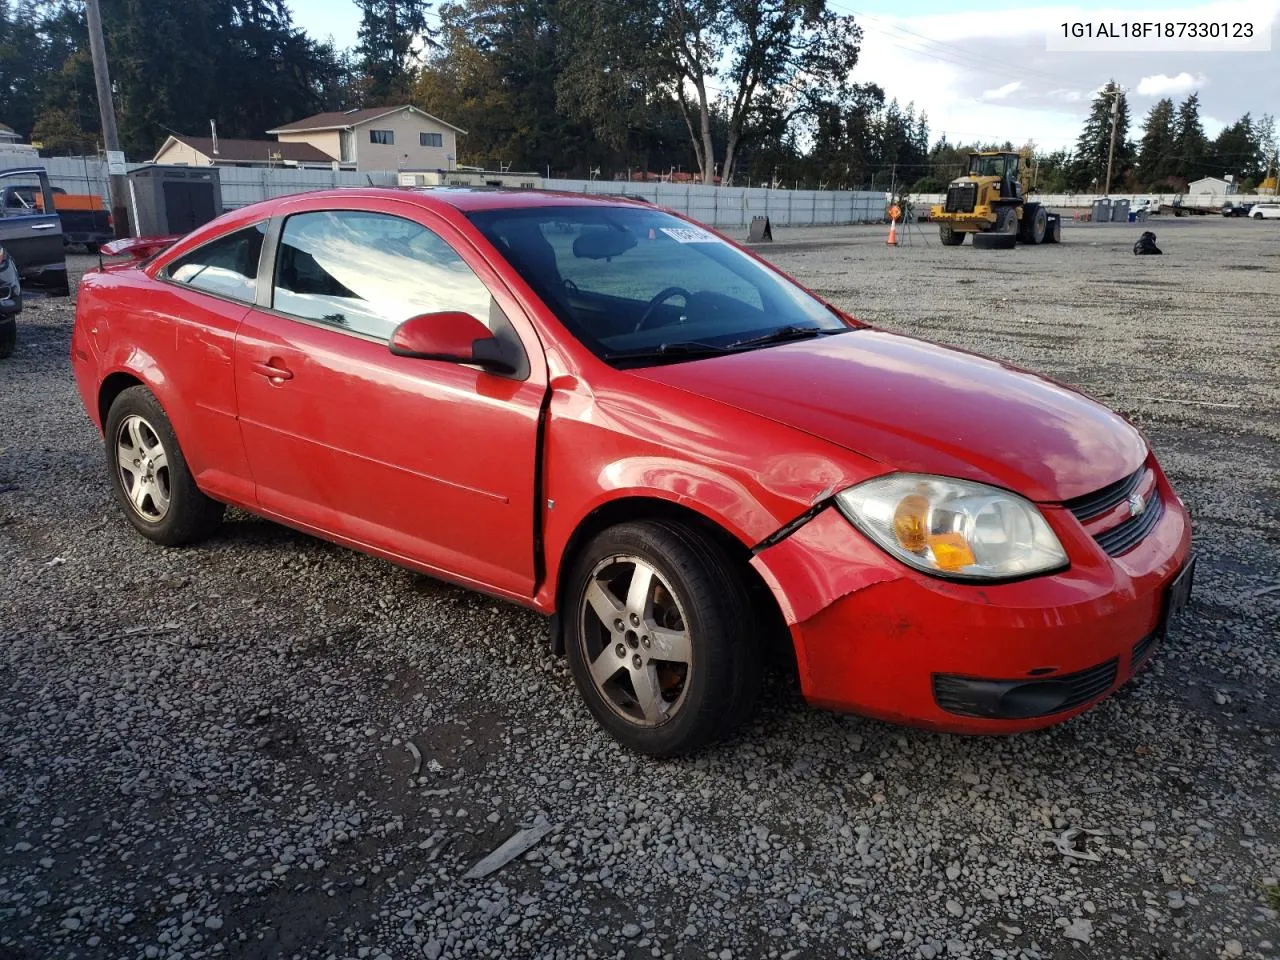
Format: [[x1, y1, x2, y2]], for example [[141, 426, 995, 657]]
[[556, 0, 862, 184], [1136, 97, 1176, 186], [356, 0, 432, 103], [1209, 113, 1263, 182], [1069, 81, 1132, 191], [1171, 92, 1208, 181]]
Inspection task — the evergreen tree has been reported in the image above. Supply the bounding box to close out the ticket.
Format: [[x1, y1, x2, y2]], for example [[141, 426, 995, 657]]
[[356, 0, 432, 103], [1172, 92, 1208, 181], [1209, 113, 1263, 182], [1136, 97, 1176, 186], [1069, 81, 1131, 191]]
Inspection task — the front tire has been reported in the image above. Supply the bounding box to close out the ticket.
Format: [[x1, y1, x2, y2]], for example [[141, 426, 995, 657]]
[[939, 225, 965, 246], [0, 319, 14, 359], [104, 386, 224, 546], [565, 520, 762, 756]]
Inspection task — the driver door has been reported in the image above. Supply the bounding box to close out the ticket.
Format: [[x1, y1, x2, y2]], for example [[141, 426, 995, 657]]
[[233, 198, 547, 599], [0, 170, 67, 294]]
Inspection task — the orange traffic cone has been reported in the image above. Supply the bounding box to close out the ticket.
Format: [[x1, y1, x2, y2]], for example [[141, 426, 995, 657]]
[[886, 217, 898, 246]]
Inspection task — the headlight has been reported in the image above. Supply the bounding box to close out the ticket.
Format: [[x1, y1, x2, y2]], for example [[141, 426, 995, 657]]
[[836, 474, 1067, 580], [0, 246, 7, 267]]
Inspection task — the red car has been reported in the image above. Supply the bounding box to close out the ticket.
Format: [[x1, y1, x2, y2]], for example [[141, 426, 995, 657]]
[[72, 189, 1194, 755]]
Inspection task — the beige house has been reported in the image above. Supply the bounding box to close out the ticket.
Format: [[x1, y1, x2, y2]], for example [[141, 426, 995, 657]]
[[266, 106, 465, 172], [152, 134, 335, 168]]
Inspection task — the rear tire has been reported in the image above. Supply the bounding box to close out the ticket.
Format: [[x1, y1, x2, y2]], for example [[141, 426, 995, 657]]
[[104, 386, 224, 546], [939, 225, 965, 246], [0, 319, 14, 359], [565, 520, 762, 756]]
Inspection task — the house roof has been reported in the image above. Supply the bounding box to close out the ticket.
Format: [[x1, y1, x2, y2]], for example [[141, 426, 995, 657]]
[[157, 135, 334, 164], [266, 105, 466, 136]]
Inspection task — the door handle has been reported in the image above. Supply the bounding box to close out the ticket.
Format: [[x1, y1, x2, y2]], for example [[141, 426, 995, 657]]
[[251, 359, 294, 382], [30, 223, 58, 230]]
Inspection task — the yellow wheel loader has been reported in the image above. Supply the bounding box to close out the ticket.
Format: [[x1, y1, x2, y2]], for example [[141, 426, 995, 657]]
[[929, 152, 1061, 249]]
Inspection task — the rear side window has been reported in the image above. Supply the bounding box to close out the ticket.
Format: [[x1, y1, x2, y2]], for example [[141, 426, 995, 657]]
[[167, 223, 266, 303], [271, 210, 492, 341]]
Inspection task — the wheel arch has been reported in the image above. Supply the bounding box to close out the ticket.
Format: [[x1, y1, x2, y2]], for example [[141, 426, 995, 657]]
[[545, 494, 788, 659], [97, 370, 146, 432]]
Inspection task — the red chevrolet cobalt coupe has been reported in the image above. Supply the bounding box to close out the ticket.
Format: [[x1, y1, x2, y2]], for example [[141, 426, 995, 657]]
[[72, 190, 1193, 755]]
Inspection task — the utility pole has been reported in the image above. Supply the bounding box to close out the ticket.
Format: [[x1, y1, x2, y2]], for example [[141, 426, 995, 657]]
[[86, 0, 129, 237], [1104, 90, 1121, 196]]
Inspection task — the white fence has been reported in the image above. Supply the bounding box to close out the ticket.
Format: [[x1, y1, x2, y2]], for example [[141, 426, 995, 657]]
[[910, 191, 1256, 210], [1, 156, 888, 227], [0, 154, 399, 206], [3, 156, 1261, 228], [544, 179, 887, 226]]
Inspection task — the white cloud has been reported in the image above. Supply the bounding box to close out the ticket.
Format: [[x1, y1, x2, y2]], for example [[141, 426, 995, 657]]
[[848, 0, 1278, 150], [983, 80, 1023, 100], [1136, 72, 1205, 96]]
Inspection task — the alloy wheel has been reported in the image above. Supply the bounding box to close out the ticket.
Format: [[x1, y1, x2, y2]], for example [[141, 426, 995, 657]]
[[578, 555, 693, 726], [115, 414, 171, 522]]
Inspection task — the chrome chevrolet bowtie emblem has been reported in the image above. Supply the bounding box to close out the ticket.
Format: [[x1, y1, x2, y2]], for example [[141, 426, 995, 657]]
[[1127, 492, 1146, 517]]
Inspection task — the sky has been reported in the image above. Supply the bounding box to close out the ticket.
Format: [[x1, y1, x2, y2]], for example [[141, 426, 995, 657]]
[[288, 0, 1279, 152]]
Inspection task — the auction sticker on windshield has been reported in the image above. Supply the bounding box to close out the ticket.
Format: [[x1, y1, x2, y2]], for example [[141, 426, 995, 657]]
[[660, 226, 718, 243]]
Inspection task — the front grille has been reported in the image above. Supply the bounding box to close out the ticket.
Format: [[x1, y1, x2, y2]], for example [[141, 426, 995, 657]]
[[1131, 630, 1160, 668], [1094, 491, 1164, 556], [945, 184, 977, 213], [1064, 467, 1145, 521], [933, 658, 1119, 719], [1065, 466, 1164, 556]]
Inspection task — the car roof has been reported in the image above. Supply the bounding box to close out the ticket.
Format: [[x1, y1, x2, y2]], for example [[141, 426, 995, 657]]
[[272, 186, 652, 215]]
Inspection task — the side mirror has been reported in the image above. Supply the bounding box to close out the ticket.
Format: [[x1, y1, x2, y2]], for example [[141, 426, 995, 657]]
[[389, 311, 515, 374]]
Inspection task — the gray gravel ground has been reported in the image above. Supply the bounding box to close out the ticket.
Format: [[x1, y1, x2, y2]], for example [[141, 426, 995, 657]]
[[2, 217, 1278, 960]]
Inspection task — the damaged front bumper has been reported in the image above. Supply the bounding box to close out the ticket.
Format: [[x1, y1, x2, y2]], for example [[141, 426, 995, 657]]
[[749, 495, 1192, 733]]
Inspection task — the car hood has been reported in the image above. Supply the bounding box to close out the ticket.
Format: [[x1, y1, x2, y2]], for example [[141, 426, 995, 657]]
[[632, 330, 1147, 503]]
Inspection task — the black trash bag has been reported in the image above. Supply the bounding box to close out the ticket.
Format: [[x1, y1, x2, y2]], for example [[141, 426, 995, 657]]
[[1133, 231, 1162, 255]]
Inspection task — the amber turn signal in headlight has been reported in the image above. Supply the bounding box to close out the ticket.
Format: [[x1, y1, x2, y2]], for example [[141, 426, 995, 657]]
[[836, 474, 1068, 580]]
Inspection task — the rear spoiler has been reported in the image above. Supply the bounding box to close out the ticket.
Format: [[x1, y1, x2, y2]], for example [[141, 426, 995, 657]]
[[100, 235, 183, 261]]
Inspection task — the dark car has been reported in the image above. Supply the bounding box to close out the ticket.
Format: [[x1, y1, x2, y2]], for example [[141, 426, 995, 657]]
[[0, 167, 69, 295], [1, 184, 114, 253], [0, 243, 20, 358], [1222, 201, 1255, 217]]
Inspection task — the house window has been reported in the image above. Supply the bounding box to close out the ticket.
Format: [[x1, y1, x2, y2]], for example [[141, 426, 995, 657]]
[[420, 132, 443, 148], [369, 129, 394, 145]]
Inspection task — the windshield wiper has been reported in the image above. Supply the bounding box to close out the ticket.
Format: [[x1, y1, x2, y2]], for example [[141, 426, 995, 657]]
[[604, 340, 731, 363], [726, 325, 843, 351]]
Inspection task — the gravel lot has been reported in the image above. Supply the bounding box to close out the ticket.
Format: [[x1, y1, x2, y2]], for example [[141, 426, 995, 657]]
[[2, 217, 1278, 960]]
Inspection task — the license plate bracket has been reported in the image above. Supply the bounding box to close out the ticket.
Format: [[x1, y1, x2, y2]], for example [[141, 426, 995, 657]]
[[1161, 555, 1196, 632]]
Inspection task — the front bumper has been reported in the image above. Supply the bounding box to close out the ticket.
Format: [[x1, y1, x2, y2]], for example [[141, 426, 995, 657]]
[[751, 467, 1192, 733], [0, 271, 20, 317]]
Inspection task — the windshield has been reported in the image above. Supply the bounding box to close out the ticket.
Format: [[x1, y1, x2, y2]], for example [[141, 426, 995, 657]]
[[468, 206, 849, 364], [968, 155, 1012, 177]]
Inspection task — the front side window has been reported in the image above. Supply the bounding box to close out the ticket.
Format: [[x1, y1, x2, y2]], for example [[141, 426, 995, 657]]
[[167, 222, 266, 303], [369, 129, 394, 145], [0, 175, 53, 217], [272, 210, 492, 341], [468, 206, 846, 363], [420, 132, 443, 148]]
